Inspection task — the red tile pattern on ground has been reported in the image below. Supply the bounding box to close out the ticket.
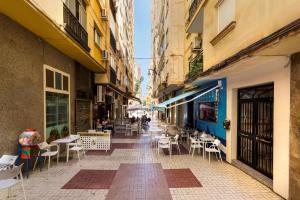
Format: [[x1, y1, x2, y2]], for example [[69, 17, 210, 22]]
[[62, 170, 117, 189], [163, 144, 189, 155], [164, 169, 202, 188], [105, 163, 172, 200]]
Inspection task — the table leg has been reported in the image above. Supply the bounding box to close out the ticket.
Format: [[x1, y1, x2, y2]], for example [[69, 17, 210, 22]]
[[66, 144, 69, 162]]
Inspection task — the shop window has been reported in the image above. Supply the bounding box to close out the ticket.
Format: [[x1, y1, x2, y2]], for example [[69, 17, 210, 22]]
[[46, 92, 69, 142], [44, 66, 70, 143]]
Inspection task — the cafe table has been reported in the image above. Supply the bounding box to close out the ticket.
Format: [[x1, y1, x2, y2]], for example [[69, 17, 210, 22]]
[[51, 135, 80, 162]]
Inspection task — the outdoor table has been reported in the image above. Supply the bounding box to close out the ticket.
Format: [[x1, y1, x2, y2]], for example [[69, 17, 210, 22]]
[[52, 135, 80, 162]]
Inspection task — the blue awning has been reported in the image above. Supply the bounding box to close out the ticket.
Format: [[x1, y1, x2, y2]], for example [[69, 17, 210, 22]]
[[152, 81, 222, 111], [154, 88, 202, 108]]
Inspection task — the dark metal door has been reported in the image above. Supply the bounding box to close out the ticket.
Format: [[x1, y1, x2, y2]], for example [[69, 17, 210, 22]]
[[238, 84, 273, 178]]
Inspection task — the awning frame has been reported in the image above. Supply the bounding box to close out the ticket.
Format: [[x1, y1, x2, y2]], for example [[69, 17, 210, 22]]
[[154, 81, 222, 110]]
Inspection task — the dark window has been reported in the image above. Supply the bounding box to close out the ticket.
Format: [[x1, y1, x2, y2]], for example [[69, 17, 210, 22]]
[[55, 72, 62, 90], [46, 69, 54, 88], [63, 75, 69, 91]]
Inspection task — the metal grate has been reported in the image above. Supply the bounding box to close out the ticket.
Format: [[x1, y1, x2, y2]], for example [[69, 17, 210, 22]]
[[238, 84, 273, 178]]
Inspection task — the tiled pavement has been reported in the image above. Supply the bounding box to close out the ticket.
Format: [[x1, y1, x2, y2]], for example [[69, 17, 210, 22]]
[[0, 133, 283, 200]]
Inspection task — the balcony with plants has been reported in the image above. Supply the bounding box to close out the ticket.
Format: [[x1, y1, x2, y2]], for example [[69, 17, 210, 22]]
[[186, 53, 203, 82]]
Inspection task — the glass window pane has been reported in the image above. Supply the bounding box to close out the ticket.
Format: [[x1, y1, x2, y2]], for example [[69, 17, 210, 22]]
[[55, 72, 62, 90], [46, 92, 69, 142], [63, 76, 69, 91], [46, 69, 54, 88]]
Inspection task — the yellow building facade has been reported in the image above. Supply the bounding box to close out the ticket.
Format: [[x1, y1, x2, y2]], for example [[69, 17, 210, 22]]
[[185, 0, 300, 199]]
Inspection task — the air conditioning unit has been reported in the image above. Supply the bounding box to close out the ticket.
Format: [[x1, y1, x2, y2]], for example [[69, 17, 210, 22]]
[[192, 38, 202, 52], [96, 85, 105, 103], [102, 50, 108, 60], [101, 9, 108, 20]]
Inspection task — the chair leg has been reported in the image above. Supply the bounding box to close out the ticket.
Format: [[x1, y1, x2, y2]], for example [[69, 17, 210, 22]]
[[177, 144, 181, 154], [219, 151, 223, 164], [20, 172, 27, 200], [33, 155, 39, 171], [208, 152, 211, 164], [66, 146, 69, 163], [8, 187, 11, 198], [77, 151, 80, 161], [192, 147, 195, 157], [48, 156, 51, 170]]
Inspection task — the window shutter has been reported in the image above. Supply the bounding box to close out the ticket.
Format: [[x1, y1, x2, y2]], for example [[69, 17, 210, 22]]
[[81, 7, 87, 30], [68, 0, 76, 16]]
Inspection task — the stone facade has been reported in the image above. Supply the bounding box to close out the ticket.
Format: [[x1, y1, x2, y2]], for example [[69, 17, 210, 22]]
[[290, 52, 300, 199], [0, 14, 76, 154]]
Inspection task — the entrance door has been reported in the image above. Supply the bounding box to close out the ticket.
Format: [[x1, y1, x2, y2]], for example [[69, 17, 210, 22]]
[[237, 84, 273, 178]]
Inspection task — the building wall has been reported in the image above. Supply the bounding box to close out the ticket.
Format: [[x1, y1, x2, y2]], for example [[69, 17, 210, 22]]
[[87, 0, 108, 67], [290, 53, 300, 200], [226, 56, 290, 199], [0, 14, 76, 154], [202, 0, 300, 71]]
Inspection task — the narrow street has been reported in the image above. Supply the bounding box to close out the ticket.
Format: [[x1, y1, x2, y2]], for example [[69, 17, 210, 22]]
[[0, 125, 281, 200]]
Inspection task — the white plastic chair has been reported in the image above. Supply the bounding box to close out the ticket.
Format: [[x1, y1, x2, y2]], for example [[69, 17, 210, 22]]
[[205, 139, 223, 164], [157, 138, 171, 158], [170, 134, 181, 154], [131, 124, 139, 135], [125, 124, 131, 136], [0, 163, 27, 200], [66, 136, 85, 162], [189, 137, 204, 157], [33, 142, 59, 171], [0, 155, 18, 170]]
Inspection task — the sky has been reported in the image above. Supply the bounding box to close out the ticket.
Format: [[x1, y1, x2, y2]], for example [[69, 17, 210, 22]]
[[134, 0, 151, 99]]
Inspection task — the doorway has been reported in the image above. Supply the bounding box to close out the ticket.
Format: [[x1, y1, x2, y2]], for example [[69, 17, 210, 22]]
[[237, 84, 274, 178]]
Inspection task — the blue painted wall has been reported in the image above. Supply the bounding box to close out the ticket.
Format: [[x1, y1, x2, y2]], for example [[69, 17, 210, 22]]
[[193, 78, 227, 145]]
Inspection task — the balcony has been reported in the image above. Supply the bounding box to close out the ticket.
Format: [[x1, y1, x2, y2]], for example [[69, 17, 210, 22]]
[[186, 0, 205, 33], [110, 30, 117, 54], [185, 53, 203, 82], [110, 67, 117, 85], [63, 4, 89, 52]]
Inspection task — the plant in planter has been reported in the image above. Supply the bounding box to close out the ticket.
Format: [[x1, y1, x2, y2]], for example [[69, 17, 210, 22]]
[[47, 128, 61, 143], [61, 126, 69, 138]]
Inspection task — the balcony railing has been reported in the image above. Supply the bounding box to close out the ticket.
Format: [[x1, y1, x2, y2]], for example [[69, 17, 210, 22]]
[[63, 4, 90, 52], [187, 0, 203, 23], [186, 53, 203, 81]]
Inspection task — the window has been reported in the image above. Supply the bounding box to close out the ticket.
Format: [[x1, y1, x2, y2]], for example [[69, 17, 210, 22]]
[[46, 69, 54, 88], [217, 0, 235, 32], [94, 24, 101, 48], [46, 68, 69, 92], [46, 92, 69, 142], [44, 66, 70, 143]]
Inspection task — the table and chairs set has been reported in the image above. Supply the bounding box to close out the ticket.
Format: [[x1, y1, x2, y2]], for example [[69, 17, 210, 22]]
[[149, 123, 223, 163]]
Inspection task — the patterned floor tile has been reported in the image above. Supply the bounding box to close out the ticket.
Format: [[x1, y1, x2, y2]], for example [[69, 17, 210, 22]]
[[164, 169, 202, 188]]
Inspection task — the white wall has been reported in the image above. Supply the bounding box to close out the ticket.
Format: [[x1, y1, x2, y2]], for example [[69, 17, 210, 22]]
[[226, 56, 290, 199], [30, 0, 64, 27]]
